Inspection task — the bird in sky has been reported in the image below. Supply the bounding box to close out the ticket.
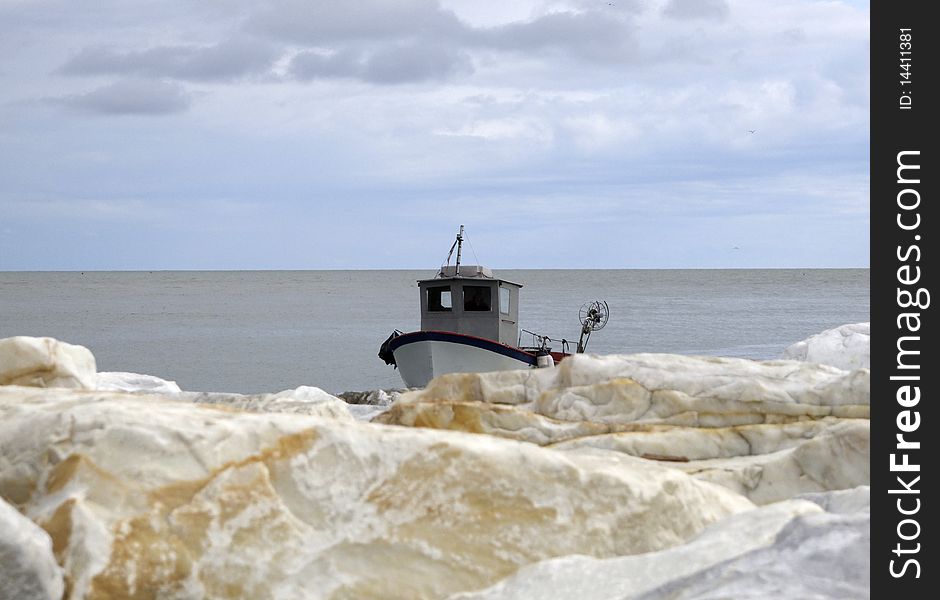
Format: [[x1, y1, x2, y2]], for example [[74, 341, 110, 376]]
[[748, 129, 756, 134]]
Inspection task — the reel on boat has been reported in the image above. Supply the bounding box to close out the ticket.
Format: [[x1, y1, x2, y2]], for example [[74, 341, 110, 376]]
[[576, 300, 609, 353]]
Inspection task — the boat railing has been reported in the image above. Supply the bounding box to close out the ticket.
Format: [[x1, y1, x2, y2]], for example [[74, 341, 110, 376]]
[[518, 329, 572, 354]]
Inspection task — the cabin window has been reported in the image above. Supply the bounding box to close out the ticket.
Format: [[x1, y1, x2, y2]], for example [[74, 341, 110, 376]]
[[463, 285, 492, 312], [427, 286, 452, 311], [499, 287, 510, 314]]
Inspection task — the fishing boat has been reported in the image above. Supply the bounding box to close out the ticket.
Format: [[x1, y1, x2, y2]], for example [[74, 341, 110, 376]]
[[378, 225, 609, 388]]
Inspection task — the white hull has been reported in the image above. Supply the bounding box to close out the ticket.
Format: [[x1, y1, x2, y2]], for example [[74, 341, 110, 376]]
[[393, 337, 534, 388]]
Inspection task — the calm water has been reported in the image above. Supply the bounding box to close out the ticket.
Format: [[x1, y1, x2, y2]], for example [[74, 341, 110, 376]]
[[0, 270, 870, 394]]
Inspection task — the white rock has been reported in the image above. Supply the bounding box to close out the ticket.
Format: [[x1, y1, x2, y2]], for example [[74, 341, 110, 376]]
[[531, 354, 868, 424], [345, 403, 391, 421], [636, 509, 870, 599], [0, 496, 65, 600], [797, 485, 871, 515], [0, 386, 753, 600], [96, 371, 182, 393], [550, 418, 851, 459], [386, 353, 869, 438], [0, 336, 97, 389], [448, 499, 825, 600], [665, 420, 870, 504], [547, 417, 869, 504], [383, 353, 870, 505], [338, 389, 405, 421], [380, 398, 613, 445], [783, 322, 870, 370], [452, 486, 871, 600], [180, 385, 354, 420]]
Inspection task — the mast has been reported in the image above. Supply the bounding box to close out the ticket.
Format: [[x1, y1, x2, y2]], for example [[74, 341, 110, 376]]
[[455, 224, 464, 275]]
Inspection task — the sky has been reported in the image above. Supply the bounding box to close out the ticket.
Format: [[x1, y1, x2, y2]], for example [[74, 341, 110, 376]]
[[0, 0, 870, 270]]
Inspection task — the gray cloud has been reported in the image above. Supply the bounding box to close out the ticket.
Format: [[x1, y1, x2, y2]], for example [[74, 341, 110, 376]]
[[273, 3, 642, 85], [290, 49, 364, 80], [363, 43, 472, 84], [290, 42, 472, 84], [57, 2, 645, 91], [1, 0, 869, 270], [568, 0, 646, 13], [58, 79, 191, 115], [663, 0, 730, 20], [248, 0, 466, 44], [59, 37, 279, 81], [479, 10, 639, 64]]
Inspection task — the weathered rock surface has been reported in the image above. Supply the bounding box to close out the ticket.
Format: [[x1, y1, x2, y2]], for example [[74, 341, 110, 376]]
[[0, 496, 65, 600], [798, 484, 871, 515], [337, 389, 406, 421], [0, 327, 871, 599], [636, 499, 870, 600], [0, 336, 97, 389], [552, 419, 869, 504], [337, 389, 408, 406], [783, 321, 870, 370], [449, 486, 870, 600], [0, 386, 752, 600], [95, 371, 182, 394], [550, 417, 846, 458], [180, 386, 354, 420], [379, 350, 869, 503], [673, 420, 868, 504], [382, 353, 869, 434]]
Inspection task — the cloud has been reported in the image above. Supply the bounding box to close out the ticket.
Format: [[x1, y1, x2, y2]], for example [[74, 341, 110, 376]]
[[562, 113, 639, 151], [252, 0, 643, 80], [59, 37, 279, 81], [247, 0, 466, 44], [479, 10, 639, 63], [0, 0, 869, 269], [435, 117, 553, 143], [289, 49, 364, 80], [52, 0, 719, 93], [0, 196, 161, 220], [57, 79, 191, 115], [663, 0, 731, 20], [361, 43, 473, 84], [289, 43, 472, 84]]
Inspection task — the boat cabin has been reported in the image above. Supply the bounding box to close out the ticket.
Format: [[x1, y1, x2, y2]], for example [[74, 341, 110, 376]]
[[418, 265, 521, 346]]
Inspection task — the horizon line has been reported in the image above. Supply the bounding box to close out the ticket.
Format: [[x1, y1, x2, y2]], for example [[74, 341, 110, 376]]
[[0, 266, 873, 273]]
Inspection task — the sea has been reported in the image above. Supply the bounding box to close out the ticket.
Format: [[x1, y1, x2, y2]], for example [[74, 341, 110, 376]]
[[0, 269, 870, 394]]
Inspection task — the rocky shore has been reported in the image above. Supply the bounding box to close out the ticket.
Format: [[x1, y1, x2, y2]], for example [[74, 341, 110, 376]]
[[1, 324, 870, 600]]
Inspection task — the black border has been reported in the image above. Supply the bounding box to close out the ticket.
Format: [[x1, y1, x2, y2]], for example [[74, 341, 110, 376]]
[[872, 0, 934, 594]]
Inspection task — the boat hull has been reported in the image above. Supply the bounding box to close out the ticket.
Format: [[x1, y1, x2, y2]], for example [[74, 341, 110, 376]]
[[388, 331, 537, 388]]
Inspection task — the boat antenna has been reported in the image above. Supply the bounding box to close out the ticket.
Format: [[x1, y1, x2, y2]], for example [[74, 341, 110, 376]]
[[455, 224, 464, 275], [442, 225, 466, 276]]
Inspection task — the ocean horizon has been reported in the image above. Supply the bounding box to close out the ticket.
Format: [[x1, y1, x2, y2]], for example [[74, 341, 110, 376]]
[[1, 268, 870, 394]]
